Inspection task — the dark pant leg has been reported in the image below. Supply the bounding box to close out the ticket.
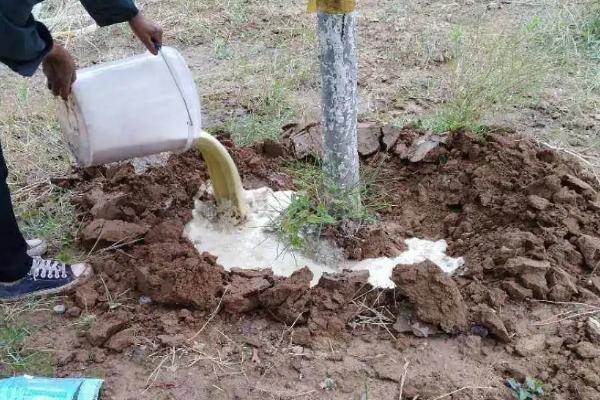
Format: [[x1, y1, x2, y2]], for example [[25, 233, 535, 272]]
[[0, 143, 31, 282]]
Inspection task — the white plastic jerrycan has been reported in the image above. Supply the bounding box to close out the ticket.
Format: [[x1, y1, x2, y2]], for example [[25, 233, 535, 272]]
[[57, 46, 202, 167]]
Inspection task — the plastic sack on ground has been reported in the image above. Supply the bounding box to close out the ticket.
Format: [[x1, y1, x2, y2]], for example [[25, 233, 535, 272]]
[[0, 376, 103, 400]]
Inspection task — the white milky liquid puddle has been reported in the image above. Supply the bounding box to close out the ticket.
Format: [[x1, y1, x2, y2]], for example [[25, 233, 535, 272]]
[[184, 187, 464, 288]]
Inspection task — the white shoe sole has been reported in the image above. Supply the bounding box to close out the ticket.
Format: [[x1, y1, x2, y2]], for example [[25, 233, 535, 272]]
[[26, 239, 48, 258]]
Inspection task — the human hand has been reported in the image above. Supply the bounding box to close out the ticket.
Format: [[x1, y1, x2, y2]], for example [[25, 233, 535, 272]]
[[42, 44, 76, 100], [129, 14, 163, 55]]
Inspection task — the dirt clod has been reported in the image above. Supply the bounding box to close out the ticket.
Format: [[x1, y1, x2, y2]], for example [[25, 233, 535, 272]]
[[381, 126, 401, 150], [262, 139, 287, 158], [406, 134, 447, 162], [223, 273, 272, 314], [503, 257, 551, 274], [574, 341, 600, 359], [472, 304, 511, 342], [134, 247, 224, 310], [577, 235, 600, 270], [587, 317, 600, 344], [527, 194, 550, 211], [563, 174, 597, 197], [157, 334, 187, 347], [370, 358, 401, 382], [527, 175, 562, 199], [515, 334, 546, 357], [501, 280, 533, 301], [144, 219, 184, 244], [357, 123, 382, 157], [81, 219, 148, 244], [66, 306, 82, 318], [282, 123, 322, 159], [392, 261, 467, 334], [88, 313, 130, 346], [89, 191, 128, 220], [292, 327, 312, 347], [75, 283, 99, 309], [104, 328, 135, 352], [259, 267, 312, 325]]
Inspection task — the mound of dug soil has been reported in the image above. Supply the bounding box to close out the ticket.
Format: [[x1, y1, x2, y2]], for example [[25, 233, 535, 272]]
[[62, 126, 600, 399], [70, 128, 600, 325]]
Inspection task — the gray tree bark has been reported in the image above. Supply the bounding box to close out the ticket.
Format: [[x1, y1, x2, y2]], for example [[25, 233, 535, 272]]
[[317, 10, 361, 210]]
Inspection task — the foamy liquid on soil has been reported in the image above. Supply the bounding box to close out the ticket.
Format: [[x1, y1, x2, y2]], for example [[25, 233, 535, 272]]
[[184, 187, 464, 288]]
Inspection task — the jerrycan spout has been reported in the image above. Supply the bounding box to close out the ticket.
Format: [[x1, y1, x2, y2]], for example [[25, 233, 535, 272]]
[[196, 131, 248, 221]]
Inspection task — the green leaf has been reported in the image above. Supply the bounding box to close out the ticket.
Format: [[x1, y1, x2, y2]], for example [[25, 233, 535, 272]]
[[507, 378, 520, 391], [526, 15, 542, 33], [519, 389, 529, 400]]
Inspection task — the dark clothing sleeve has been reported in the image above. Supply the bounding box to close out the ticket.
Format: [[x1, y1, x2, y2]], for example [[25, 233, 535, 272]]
[[0, 1, 53, 77], [0, 0, 138, 77], [79, 0, 138, 27]]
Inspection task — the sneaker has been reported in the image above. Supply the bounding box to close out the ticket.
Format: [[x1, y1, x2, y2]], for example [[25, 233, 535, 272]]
[[26, 239, 48, 257], [0, 257, 91, 301]]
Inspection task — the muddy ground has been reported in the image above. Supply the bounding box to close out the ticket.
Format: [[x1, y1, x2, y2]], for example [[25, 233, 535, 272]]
[[21, 126, 600, 400]]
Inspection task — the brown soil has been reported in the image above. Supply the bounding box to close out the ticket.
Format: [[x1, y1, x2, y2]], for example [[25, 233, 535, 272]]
[[34, 127, 600, 399]]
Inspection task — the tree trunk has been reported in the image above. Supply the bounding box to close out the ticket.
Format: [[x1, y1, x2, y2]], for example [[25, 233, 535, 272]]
[[317, 10, 361, 211]]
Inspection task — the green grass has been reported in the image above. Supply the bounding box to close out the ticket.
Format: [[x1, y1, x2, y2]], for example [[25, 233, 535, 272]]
[[416, 1, 600, 135], [363, 381, 370, 400], [213, 37, 233, 60], [16, 188, 81, 258], [0, 325, 53, 377], [582, 14, 600, 58], [0, 300, 55, 377], [71, 312, 96, 332], [420, 20, 549, 133], [415, 114, 487, 135], [273, 160, 392, 250], [532, 1, 600, 63], [223, 79, 297, 145]]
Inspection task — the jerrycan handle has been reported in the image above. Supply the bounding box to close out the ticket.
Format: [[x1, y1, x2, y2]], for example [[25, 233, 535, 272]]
[[152, 39, 195, 152]]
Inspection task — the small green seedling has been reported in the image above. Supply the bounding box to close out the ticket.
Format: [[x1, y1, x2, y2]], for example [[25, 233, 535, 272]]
[[450, 24, 464, 43], [507, 377, 544, 400], [527, 15, 542, 33], [272, 160, 391, 251], [321, 377, 336, 391]]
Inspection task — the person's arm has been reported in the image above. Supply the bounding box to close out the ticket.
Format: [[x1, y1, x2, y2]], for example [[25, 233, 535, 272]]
[[79, 0, 139, 27], [0, 0, 162, 99], [80, 0, 163, 55], [0, 1, 75, 99], [0, 1, 54, 77]]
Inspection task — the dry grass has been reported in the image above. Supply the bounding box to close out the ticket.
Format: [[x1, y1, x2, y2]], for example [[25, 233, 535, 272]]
[[348, 288, 396, 340], [146, 0, 321, 141], [419, 21, 550, 133], [531, 299, 600, 326], [524, 0, 600, 178], [0, 69, 77, 256], [408, 0, 600, 180]]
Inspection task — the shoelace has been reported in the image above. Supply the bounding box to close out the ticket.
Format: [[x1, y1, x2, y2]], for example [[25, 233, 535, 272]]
[[29, 258, 68, 280]]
